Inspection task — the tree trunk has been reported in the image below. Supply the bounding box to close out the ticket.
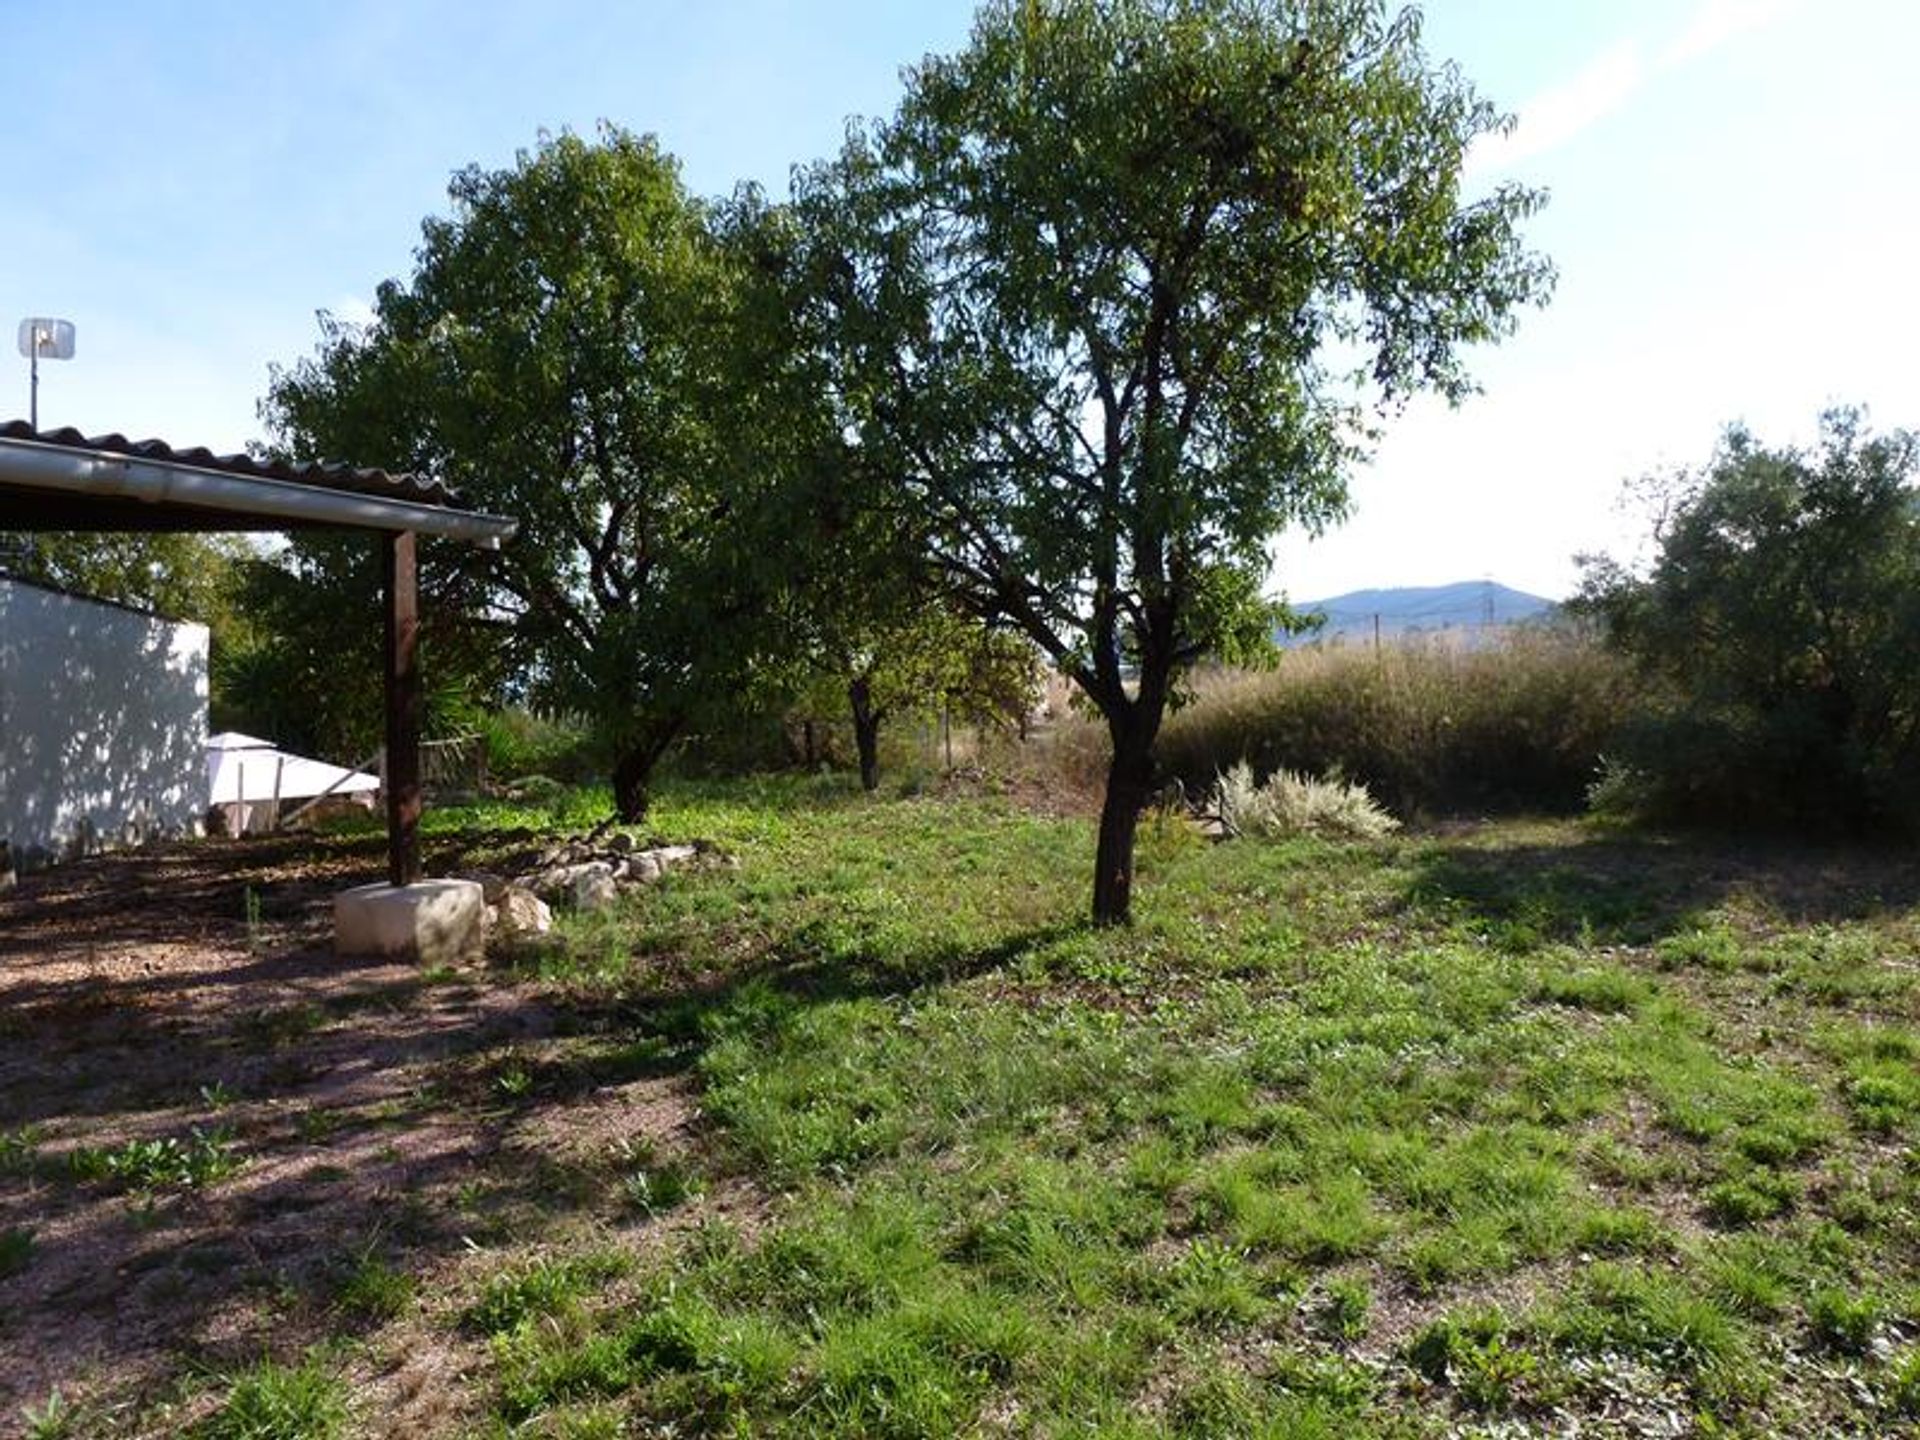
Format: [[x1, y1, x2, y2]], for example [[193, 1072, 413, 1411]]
[[1092, 729, 1155, 926], [611, 720, 679, 823], [612, 746, 654, 822], [849, 676, 882, 791]]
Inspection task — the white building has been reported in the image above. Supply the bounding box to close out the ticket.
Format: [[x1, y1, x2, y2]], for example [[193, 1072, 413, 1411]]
[[0, 576, 209, 866]]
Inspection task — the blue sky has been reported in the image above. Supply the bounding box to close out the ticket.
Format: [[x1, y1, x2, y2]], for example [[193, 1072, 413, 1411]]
[[4, 0, 1914, 600]]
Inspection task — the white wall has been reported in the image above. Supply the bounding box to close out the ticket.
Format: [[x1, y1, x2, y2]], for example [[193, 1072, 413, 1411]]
[[0, 578, 208, 865]]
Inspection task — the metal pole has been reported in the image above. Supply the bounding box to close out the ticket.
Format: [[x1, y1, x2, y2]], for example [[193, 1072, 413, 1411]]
[[28, 344, 37, 430]]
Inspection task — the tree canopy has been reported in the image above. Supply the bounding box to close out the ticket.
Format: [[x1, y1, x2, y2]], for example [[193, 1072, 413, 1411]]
[[264, 128, 779, 817], [1577, 409, 1920, 832], [793, 0, 1552, 920], [0, 532, 249, 625], [254, 5, 1552, 870]]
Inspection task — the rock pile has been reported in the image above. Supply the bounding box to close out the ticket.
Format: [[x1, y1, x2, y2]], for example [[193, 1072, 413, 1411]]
[[467, 832, 734, 941]]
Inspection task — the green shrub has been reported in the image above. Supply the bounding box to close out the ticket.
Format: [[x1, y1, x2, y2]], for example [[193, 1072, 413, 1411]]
[[1319, 1276, 1372, 1340], [1543, 1263, 1743, 1375], [1585, 755, 1660, 821], [66, 1127, 242, 1191], [479, 708, 603, 784], [1406, 1307, 1535, 1412], [620, 1146, 704, 1217], [334, 1246, 413, 1322], [1886, 1344, 1920, 1416], [19, 1389, 78, 1440], [465, 1252, 631, 1336], [1575, 410, 1920, 834], [1702, 1170, 1798, 1228], [0, 1226, 34, 1278], [1808, 1287, 1881, 1354]]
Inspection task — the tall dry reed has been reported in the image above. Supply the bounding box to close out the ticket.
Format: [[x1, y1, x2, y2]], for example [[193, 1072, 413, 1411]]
[[1152, 629, 1639, 816]]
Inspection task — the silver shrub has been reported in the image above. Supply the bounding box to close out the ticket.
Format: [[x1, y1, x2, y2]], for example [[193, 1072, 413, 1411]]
[[1211, 760, 1399, 842]]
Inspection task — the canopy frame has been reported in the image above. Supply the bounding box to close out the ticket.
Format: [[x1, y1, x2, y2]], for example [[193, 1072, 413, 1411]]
[[0, 424, 517, 887]]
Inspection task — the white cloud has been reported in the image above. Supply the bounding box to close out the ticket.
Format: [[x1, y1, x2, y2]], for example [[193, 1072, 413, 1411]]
[[1467, 0, 1797, 181], [1658, 0, 1795, 68], [1466, 40, 1645, 180]]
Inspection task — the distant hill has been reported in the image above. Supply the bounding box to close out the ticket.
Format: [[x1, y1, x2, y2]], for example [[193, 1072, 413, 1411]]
[[1284, 580, 1558, 647]]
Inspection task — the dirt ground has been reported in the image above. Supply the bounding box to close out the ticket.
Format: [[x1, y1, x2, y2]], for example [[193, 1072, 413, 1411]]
[[0, 831, 727, 1436]]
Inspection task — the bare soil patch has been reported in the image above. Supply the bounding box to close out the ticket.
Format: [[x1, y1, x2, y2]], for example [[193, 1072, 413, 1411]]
[[0, 833, 723, 1435]]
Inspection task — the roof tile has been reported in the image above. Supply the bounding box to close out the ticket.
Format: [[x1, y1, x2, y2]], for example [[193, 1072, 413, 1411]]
[[0, 421, 460, 507]]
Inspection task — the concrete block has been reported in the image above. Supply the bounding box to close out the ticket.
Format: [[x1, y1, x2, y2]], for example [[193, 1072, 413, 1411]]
[[335, 879, 486, 964]]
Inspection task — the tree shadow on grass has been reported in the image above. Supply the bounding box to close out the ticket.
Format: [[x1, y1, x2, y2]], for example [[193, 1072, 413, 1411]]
[[510, 915, 1090, 1087], [1401, 826, 1920, 949], [0, 828, 1073, 1422]]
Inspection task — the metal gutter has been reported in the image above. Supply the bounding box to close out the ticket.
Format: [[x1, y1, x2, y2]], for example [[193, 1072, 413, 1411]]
[[0, 435, 517, 548]]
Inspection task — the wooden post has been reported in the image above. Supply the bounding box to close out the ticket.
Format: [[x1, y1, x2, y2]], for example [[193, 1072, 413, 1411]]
[[384, 530, 422, 887]]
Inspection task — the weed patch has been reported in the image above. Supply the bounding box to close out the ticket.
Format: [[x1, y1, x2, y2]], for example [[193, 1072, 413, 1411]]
[[195, 1356, 347, 1440], [465, 1252, 633, 1337], [66, 1127, 242, 1192]]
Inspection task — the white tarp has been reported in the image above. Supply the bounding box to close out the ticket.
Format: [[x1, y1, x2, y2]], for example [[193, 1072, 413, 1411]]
[[206, 732, 377, 832]]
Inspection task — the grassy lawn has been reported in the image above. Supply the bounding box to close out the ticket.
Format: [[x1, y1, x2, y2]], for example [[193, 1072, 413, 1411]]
[[11, 777, 1920, 1435]]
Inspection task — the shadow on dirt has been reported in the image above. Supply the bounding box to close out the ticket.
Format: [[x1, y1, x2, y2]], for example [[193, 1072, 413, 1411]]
[[0, 826, 1061, 1421]]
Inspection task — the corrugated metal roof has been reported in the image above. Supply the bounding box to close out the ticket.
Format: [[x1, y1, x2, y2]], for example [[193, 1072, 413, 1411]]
[[0, 420, 460, 508]]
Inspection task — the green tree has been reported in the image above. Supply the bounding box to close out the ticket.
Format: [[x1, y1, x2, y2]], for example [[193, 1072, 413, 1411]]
[[714, 186, 1041, 793], [265, 128, 775, 819], [801, 602, 1041, 789], [0, 531, 249, 625], [1575, 409, 1920, 832], [795, 0, 1551, 921], [211, 535, 513, 759]]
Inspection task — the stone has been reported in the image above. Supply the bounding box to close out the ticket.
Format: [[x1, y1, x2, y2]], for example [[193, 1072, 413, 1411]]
[[575, 869, 621, 912], [607, 832, 635, 854], [622, 853, 662, 884], [335, 880, 485, 965], [465, 870, 510, 905], [534, 860, 614, 900], [492, 885, 553, 937]]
